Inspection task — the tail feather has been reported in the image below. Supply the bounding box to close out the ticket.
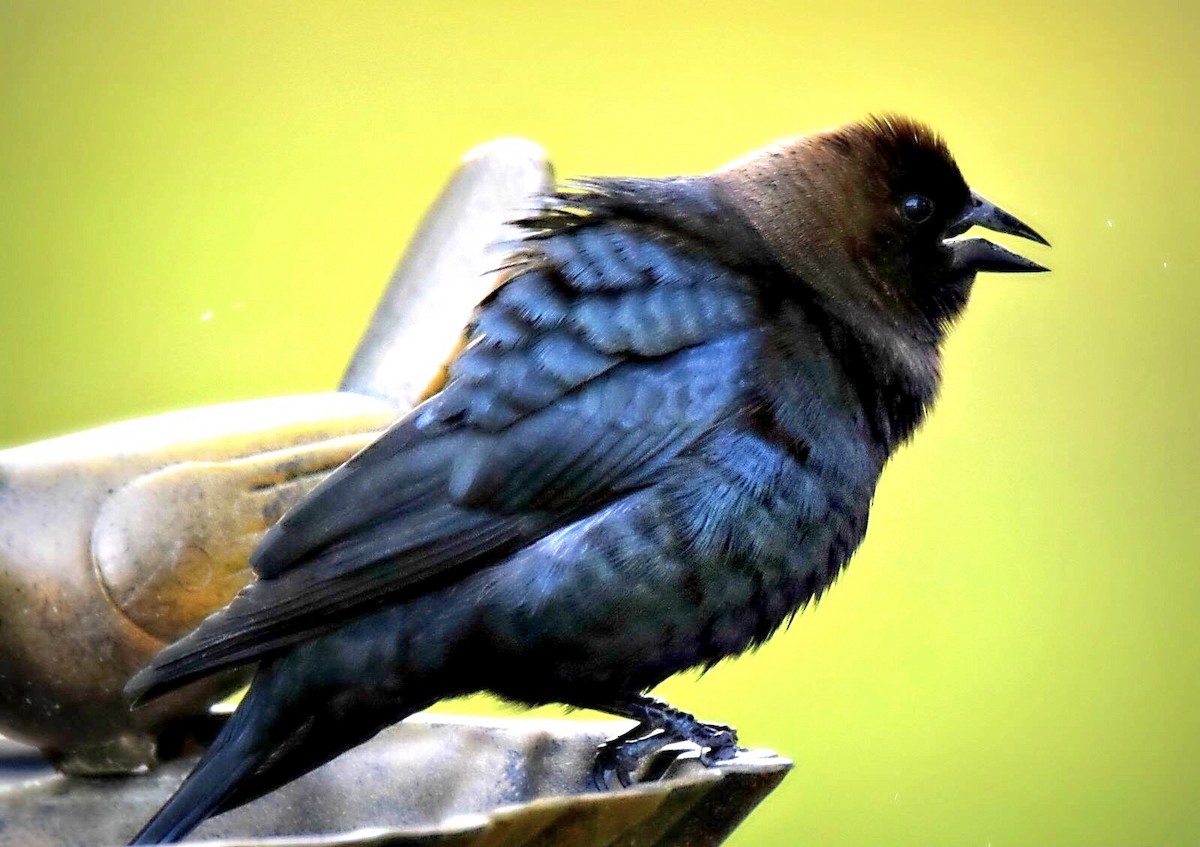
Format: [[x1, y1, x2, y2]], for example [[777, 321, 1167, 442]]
[[212, 693, 425, 818], [128, 684, 273, 845], [129, 749, 261, 844], [129, 656, 422, 844]]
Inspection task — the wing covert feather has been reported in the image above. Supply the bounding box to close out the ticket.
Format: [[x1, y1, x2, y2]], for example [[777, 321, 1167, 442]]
[[127, 194, 766, 703]]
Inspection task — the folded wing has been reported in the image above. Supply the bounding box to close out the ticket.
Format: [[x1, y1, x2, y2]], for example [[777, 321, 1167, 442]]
[[127, 183, 764, 704]]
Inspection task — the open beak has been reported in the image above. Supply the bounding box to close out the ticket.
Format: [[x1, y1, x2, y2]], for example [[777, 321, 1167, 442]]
[[945, 190, 1050, 274]]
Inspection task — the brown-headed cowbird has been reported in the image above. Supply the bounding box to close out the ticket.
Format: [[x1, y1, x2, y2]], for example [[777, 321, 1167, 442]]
[[125, 116, 1048, 844]]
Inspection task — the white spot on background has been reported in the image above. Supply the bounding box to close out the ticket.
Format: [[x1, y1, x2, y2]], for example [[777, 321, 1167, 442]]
[[200, 310, 214, 321], [1106, 220, 1113, 227]]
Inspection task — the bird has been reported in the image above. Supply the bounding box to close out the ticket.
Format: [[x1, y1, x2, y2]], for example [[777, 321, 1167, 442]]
[[124, 115, 1048, 844]]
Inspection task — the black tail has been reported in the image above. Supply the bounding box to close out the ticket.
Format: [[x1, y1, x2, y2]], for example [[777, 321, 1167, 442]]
[[129, 660, 418, 844], [128, 683, 274, 844], [129, 748, 261, 844]]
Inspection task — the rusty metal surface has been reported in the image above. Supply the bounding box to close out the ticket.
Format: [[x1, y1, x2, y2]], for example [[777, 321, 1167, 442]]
[[0, 394, 394, 773], [0, 715, 791, 847]]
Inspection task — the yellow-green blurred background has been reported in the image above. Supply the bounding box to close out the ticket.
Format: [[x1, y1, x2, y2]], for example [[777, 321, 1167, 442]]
[[1, 2, 1196, 844]]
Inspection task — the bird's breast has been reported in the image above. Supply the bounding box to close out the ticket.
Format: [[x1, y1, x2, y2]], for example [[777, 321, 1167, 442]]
[[658, 422, 877, 661], [465, 415, 877, 701]]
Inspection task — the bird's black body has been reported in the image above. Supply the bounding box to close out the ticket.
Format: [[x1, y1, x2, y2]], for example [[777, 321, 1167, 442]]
[[126, 117, 1048, 844]]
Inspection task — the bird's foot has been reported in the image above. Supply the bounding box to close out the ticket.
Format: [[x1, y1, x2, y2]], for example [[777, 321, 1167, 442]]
[[590, 695, 741, 790], [592, 722, 670, 789]]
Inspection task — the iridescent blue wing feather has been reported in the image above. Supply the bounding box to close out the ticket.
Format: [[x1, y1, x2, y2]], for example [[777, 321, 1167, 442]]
[[126, 182, 765, 703]]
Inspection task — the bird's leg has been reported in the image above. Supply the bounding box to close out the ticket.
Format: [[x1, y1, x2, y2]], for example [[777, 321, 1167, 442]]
[[590, 694, 740, 790]]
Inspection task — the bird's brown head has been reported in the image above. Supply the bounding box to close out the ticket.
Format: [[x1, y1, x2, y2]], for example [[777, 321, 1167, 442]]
[[713, 115, 1048, 347]]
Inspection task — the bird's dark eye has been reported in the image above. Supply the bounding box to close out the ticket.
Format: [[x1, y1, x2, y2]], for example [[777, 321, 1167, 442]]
[[900, 193, 935, 224]]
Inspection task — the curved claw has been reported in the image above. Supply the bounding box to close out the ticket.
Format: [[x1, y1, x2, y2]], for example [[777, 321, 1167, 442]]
[[694, 723, 740, 765], [589, 697, 743, 788], [593, 720, 648, 790], [592, 755, 634, 790], [699, 738, 741, 765], [592, 743, 634, 790], [592, 729, 674, 791]]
